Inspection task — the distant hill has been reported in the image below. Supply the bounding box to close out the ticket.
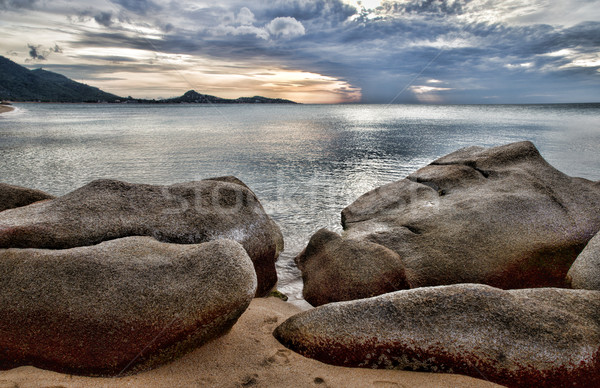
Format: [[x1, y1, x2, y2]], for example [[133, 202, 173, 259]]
[[0, 56, 120, 102], [162, 90, 297, 104], [0, 56, 297, 104]]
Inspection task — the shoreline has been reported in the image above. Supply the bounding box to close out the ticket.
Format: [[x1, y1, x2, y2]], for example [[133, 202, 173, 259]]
[[0, 297, 500, 387], [0, 104, 15, 114]]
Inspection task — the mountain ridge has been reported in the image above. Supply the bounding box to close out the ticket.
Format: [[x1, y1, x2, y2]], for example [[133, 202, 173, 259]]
[[0, 56, 297, 104], [0, 56, 120, 102]]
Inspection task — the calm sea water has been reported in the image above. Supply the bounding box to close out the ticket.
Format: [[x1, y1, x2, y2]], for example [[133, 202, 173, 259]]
[[1, 103, 599, 304]]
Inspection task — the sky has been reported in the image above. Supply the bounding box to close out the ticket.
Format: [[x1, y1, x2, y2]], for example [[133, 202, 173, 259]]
[[1, 0, 599, 104]]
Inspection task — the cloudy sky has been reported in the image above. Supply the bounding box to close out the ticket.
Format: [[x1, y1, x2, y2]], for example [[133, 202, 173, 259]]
[[1, 0, 599, 103]]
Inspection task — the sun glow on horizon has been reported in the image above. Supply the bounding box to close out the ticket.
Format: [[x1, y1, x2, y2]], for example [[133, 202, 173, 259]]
[[79, 58, 361, 104]]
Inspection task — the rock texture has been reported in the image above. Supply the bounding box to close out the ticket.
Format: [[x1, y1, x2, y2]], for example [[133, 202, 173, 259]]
[[0, 298, 502, 388], [0, 183, 54, 212], [567, 231, 600, 290], [0, 177, 283, 296], [0, 237, 257, 376], [274, 284, 600, 388], [296, 229, 409, 306], [297, 141, 600, 302]]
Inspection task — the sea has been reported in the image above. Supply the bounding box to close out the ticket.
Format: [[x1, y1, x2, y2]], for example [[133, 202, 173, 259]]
[[1, 103, 599, 304]]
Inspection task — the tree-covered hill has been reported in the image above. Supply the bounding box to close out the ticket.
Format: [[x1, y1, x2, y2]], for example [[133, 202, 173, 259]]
[[0, 56, 120, 102]]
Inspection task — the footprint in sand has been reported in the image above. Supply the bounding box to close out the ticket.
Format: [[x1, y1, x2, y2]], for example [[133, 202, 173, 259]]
[[373, 381, 409, 388], [263, 348, 292, 365], [196, 377, 217, 386], [261, 316, 280, 335], [240, 373, 259, 386]]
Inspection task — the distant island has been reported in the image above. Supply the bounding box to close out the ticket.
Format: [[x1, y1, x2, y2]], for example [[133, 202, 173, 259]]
[[0, 56, 297, 104], [155, 90, 296, 105]]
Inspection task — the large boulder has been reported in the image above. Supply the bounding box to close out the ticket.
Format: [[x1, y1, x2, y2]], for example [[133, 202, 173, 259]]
[[296, 228, 409, 306], [0, 237, 256, 376], [274, 284, 600, 388], [567, 231, 600, 290], [0, 177, 283, 296], [0, 183, 54, 212], [297, 142, 600, 302]]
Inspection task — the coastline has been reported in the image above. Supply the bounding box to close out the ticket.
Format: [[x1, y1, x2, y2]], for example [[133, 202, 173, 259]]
[[0, 297, 500, 388], [0, 104, 14, 114]]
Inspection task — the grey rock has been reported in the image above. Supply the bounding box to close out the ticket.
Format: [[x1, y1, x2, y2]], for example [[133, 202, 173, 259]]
[[274, 284, 600, 388], [567, 231, 600, 290], [0, 183, 54, 212], [296, 229, 409, 306], [297, 142, 600, 302], [0, 177, 283, 296], [0, 237, 256, 376]]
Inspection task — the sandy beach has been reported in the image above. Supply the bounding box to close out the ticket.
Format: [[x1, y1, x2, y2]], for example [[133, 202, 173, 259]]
[[0, 104, 14, 114], [0, 297, 501, 388]]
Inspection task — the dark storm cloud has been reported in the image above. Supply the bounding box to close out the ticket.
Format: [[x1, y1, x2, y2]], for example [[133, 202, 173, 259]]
[[380, 0, 470, 15], [252, 0, 356, 24], [78, 55, 141, 63], [25, 42, 63, 62], [0, 0, 37, 10], [110, 0, 161, 15], [94, 11, 113, 27], [27, 44, 45, 60], [556, 21, 600, 49], [25, 62, 166, 75], [460, 21, 600, 57], [72, 32, 160, 51], [312, 18, 600, 102]]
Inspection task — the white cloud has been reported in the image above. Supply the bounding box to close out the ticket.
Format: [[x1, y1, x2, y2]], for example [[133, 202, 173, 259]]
[[567, 55, 600, 68], [460, 0, 600, 27], [220, 24, 270, 40], [216, 13, 305, 41], [504, 62, 533, 69], [545, 49, 574, 57], [410, 85, 453, 103], [407, 37, 475, 49], [266, 17, 306, 39], [541, 49, 600, 70], [342, 0, 383, 10], [410, 85, 453, 94], [236, 7, 255, 26]]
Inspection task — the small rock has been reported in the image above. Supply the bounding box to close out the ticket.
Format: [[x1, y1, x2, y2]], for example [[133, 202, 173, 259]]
[[296, 229, 409, 306], [0, 183, 54, 212], [567, 231, 600, 290]]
